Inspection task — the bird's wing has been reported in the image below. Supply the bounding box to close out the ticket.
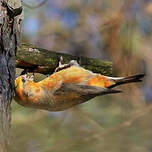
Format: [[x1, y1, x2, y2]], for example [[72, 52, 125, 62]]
[[47, 83, 121, 110], [54, 83, 121, 101], [57, 83, 121, 95]]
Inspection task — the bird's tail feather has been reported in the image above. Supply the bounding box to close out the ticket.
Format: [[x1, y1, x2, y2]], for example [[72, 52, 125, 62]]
[[108, 74, 145, 89], [99, 88, 122, 95]]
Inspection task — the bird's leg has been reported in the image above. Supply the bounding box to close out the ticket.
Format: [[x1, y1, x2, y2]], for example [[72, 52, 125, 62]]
[[20, 68, 29, 76], [54, 56, 69, 72], [54, 56, 80, 72]]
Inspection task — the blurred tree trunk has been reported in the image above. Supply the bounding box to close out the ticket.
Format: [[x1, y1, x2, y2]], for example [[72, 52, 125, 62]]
[[0, 1, 22, 151]]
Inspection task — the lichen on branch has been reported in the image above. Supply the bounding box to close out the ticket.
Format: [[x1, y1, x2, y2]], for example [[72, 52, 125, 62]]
[[16, 44, 112, 76]]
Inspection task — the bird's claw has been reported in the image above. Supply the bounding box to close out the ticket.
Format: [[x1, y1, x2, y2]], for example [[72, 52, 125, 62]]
[[22, 73, 34, 82], [54, 56, 80, 72], [28, 73, 34, 81]]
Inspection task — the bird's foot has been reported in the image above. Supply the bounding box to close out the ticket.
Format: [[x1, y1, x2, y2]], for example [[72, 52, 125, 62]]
[[20, 68, 35, 81], [54, 56, 79, 72], [20, 68, 29, 76], [27, 73, 35, 81], [23, 73, 34, 81]]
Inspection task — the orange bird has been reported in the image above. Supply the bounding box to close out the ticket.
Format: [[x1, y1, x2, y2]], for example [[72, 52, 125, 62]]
[[14, 59, 144, 111]]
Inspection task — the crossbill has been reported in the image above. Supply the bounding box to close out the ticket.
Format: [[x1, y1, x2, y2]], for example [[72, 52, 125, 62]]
[[14, 60, 144, 111]]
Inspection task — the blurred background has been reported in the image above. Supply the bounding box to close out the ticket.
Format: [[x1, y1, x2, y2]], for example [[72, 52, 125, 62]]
[[10, 0, 152, 151]]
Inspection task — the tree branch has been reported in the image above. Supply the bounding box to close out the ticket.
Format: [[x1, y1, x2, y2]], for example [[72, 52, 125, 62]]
[[16, 44, 112, 75]]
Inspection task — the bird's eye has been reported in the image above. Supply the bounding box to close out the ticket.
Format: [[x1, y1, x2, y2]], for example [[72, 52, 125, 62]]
[[22, 78, 26, 83]]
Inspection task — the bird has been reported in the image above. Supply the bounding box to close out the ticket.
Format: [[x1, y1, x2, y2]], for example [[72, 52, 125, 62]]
[[14, 58, 145, 111]]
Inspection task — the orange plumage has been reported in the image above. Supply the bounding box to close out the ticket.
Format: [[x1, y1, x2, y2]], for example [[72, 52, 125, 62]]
[[14, 63, 144, 111]]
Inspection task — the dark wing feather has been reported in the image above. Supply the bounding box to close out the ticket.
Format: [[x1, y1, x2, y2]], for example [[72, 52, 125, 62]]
[[54, 83, 121, 101], [42, 84, 122, 111], [108, 74, 145, 89]]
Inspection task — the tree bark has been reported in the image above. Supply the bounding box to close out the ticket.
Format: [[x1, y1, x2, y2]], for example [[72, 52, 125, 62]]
[[0, 1, 22, 151], [17, 44, 112, 76]]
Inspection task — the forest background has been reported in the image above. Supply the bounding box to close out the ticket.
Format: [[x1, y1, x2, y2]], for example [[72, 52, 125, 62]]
[[10, 0, 152, 152]]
